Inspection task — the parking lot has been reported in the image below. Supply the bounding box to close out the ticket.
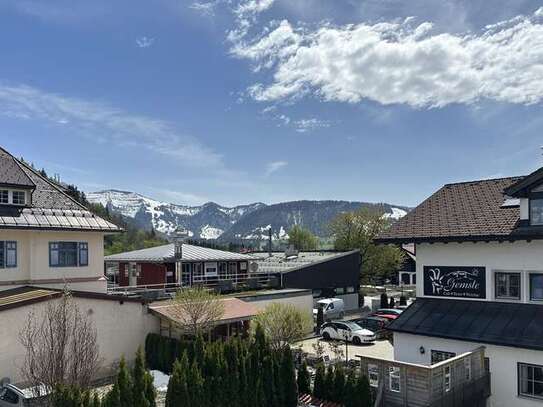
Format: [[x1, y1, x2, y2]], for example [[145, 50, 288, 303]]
[[294, 336, 394, 363]]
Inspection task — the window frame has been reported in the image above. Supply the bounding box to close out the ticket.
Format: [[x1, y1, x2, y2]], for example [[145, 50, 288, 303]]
[[464, 358, 472, 382], [494, 271, 521, 300], [0, 190, 8, 204], [530, 195, 543, 226], [204, 262, 218, 277], [389, 366, 401, 393], [518, 362, 543, 400], [49, 242, 88, 267], [0, 241, 17, 269], [444, 365, 452, 392], [529, 273, 543, 302], [11, 190, 26, 205], [368, 364, 379, 388], [431, 350, 456, 364]]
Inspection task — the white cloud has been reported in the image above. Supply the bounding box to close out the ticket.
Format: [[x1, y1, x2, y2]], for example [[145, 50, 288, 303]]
[[293, 118, 330, 133], [228, 0, 276, 43], [136, 36, 154, 48], [265, 160, 288, 176], [232, 9, 543, 108], [189, 2, 217, 17], [0, 83, 224, 170]]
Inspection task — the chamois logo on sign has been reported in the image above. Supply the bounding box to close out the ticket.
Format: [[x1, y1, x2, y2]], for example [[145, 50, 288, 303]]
[[423, 266, 486, 299]]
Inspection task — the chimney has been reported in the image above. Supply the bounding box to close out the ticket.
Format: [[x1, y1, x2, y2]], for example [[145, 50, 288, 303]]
[[268, 227, 273, 257], [174, 227, 189, 261]]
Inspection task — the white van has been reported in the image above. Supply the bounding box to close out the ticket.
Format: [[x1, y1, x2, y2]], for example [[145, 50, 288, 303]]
[[313, 298, 345, 321]]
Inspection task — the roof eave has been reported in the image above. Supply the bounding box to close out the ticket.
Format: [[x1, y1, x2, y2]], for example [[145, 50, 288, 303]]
[[375, 233, 543, 244]]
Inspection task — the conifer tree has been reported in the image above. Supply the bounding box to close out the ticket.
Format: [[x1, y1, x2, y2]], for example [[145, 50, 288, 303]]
[[262, 355, 279, 407], [194, 334, 205, 367], [165, 357, 189, 407], [356, 374, 372, 407], [280, 347, 298, 407], [332, 363, 345, 403], [133, 348, 151, 407], [297, 360, 311, 395], [343, 369, 357, 407], [323, 365, 335, 401], [187, 360, 204, 407], [117, 357, 133, 407], [313, 363, 326, 400], [103, 382, 120, 407]]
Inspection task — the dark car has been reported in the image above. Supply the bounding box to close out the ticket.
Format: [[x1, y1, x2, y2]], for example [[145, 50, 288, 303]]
[[351, 316, 391, 339]]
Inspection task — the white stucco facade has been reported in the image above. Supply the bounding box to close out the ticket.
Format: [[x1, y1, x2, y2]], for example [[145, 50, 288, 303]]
[[416, 240, 543, 303], [0, 230, 107, 292], [394, 332, 543, 407], [390, 240, 543, 406], [0, 295, 159, 384]]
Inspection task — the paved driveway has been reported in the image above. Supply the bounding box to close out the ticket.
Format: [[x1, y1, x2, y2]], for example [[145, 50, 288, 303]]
[[294, 337, 394, 363]]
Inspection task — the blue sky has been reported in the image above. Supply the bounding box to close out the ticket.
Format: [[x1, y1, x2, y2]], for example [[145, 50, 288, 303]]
[[1, 0, 543, 207]]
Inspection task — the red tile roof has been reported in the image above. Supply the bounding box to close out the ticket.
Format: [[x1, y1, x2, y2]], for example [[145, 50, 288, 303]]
[[376, 176, 534, 243]]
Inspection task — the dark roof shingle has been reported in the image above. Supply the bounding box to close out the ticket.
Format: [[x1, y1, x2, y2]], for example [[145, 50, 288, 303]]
[[376, 177, 527, 243], [388, 298, 543, 351]]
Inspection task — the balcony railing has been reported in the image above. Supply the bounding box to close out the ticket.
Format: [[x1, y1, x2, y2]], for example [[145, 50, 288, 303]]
[[429, 373, 491, 407]]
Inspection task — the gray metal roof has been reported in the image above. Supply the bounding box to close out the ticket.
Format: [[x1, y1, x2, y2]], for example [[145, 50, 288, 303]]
[[0, 147, 120, 232], [105, 243, 257, 263], [250, 250, 359, 274]]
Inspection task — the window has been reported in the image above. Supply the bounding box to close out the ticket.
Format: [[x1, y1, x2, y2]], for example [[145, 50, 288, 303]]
[[464, 358, 472, 381], [50, 242, 88, 267], [218, 262, 228, 278], [431, 350, 456, 364], [335, 287, 345, 295], [531, 199, 543, 226], [0, 241, 17, 268], [240, 262, 247, 271], [205, 262, 218, 277], [444, 366, 452, 392], [6, 241, 16, 267], [193, 263, 204, 281], [0, 190, 8, 204], [79, 242, 88, 266], [519, 363, 543, 399], [495, 272, 521, 300], [389, 366, 401, 392], [413, 274, 417, 284], [12, 191, 25, 205], [346, 286, 355, 294], [530, 274, 543, 301], [368, 364, 379, 388], [228, 262, 237, 277]]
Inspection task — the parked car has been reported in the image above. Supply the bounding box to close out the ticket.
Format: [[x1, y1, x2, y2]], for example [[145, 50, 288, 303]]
[[375, 308, 403, 316], [351, 316, 391, 339], [320, 321, 376, 345], [0, 384, 48, 407], [313, 298, 345, 321]]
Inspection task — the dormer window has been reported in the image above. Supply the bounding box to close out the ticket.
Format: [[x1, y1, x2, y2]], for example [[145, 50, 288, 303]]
[[0, 190, 27, 206], [530, 197, 543, 226]]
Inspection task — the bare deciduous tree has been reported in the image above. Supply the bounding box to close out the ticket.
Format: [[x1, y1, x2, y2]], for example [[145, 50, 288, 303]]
[[252, 302, 313, 351], [171, 287, 225, 336], [19, 289, 100, 394]]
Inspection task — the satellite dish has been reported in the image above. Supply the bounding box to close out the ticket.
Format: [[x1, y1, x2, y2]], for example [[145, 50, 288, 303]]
[[250, 262, 259, 272]]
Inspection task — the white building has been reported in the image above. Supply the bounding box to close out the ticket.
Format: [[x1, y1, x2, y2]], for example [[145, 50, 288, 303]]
[[376, 172, 543, 407]]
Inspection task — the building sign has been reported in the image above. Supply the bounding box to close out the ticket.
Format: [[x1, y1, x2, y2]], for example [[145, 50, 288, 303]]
[[423, 266, 486, 298]]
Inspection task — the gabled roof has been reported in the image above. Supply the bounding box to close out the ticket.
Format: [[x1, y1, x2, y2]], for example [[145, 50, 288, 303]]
[[104, 243, 257, 263], [388, 297, 543, 351], [0, 147, 35, 188], [375, 176, 533, 244], [504, 166, 543, 198], [0, 147, 120, 232]]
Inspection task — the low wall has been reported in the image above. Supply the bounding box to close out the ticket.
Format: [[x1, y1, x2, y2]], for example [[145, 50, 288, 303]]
[[0, 296, 159, 384]]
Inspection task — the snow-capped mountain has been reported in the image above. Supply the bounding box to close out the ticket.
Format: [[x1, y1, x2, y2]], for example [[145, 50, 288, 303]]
[[86, 190, 265, 237], [87, 190, 409, 241]]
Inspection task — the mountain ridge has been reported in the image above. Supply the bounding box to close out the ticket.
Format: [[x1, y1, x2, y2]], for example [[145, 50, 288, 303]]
[[87, 189, 409, 242]]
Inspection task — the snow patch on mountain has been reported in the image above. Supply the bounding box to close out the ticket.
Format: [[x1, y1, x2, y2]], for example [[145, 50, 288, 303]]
[[200, 225, 224, 240]]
